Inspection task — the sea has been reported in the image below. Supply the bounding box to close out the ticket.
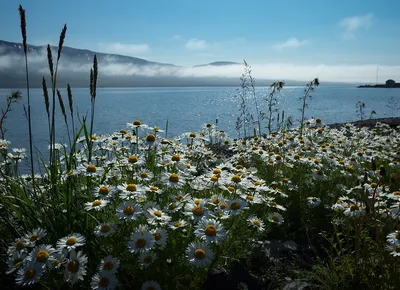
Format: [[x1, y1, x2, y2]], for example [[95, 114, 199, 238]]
[[0, 86, 399, 170]]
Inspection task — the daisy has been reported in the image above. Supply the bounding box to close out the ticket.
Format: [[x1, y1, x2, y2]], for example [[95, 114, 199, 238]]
[[98, 255, 120, 274], [307, 197, 322, 208], [151, 228, 168, 248], [194, 218, 226, 244], [137, 169, 154, 181], [57, 233, 86, 252], [93, 185, 116, 199], [210, 208, 230, 220], [387, 243, 400, 257], [387, 231, 400, 245], [139, 252, 157, 268], [239, 192, 263, 204], [8, 237, 30, 254], [169, 220, 188, 230], [116, 202, 142, 221], [64, 250, 88, 285], [117, 183, 144, 199], [77, 163, 104, 177], [128, 231, 155, 253], [6, 251, 27, 274], [247, 216, 265, 232], [145, 185, 162, 195], [227, 199, 248, 215], [268, 212, 284, 225], [186, 241, 214, 267], [95, 223, 116, 237], [24, 228, 47, 244], [142, 281, 162, 290], [164, 172, 186, 189], [343, 203, 365, 218], [15, 260, 43, 287], [146, 207, 172, 225], [164, 201, 184, 213], [184, 201, 209, 222], [90, 271, 117, 290], [29, 244, 56, 268], [84, 199, 109, 211]]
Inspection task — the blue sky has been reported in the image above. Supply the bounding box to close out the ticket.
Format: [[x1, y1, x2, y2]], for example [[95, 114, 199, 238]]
[[1, 0, 400, 82]]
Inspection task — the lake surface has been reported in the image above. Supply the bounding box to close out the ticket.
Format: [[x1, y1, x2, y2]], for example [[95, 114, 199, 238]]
[[0, 86, 399, 159]]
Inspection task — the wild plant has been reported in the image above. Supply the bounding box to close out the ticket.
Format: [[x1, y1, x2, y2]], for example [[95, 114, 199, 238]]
[[299, 78, 319, 137], [265, 81, 285, 134]]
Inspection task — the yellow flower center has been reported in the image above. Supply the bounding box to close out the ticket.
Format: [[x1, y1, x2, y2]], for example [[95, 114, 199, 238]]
[[272, 215, 280, 222], [135, 238, 146, 248], [205, 225, 217, 236], [128, 156, 138, 163], [294, 154, 300, 160], [219, 202, 227, 210], [172, 154, 180, 161], [213, 169, 221, 175], [103, 261, 114, 270], [120, 129, 127, 134], [66, 237, 77, 246], [140, 172, 149, 178], [99, 277, 110, 287], [91, 135, 97, 140], [29, 234, 39, 242], [252, 220, 261, 227], [67, 260, 79, 273], [99, 186, 110, 195], [133, 120, 142, 126], [210, 176, 219, 182], [16, 241, 25, 250], [396, 245, 400, 253], [153, 233, 161, 240], [275, 155, 282, 161], [370, 182, 377, 188], [24, 268, 36, 278], [123, 206, 135, 215], [126, 184, 137, 192], [92, 200, 102, 207], [174, 221, 182, 227], [87, 164, 96, 172], [212, 197, 220, 204], [100, 225, 111, 233], [194, 249, 206, 259], [146, 134, 156, 142], [246, 195, 254, 201], [153, 210, 162, 217], [231, 175, 241, 183], [192, 206, 204, 216], [230, 202, 240, 210], [169, 173, 179, 183], [168, 203, 177, 210], [36, 250, 49, 262], [189, 133, 196, 138], [350, 204, 359, 211], [150, 186, 159, 191]]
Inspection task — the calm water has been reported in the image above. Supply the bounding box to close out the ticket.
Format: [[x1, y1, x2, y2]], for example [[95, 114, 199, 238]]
[[0, 86, 399, 158]]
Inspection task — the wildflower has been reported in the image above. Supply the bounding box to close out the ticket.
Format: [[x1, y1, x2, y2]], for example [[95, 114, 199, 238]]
[[98, 255, 120, 274], [151, 228, 168, 248], [227, 199, 247, 215], [6, 251, 26, 274], [84, 199, 109, 211], [169, 220, 188, 230], [387, 231, 400, 245], [15, 260, 43, 287], [142, 280, 162, 290], [343, 203, 365, 218], [386, 243, 400, 257], [8, 238, 30, 254], [24, 228, 47, 244], [137, 169, 154, 181], [268, 212, 284, 225], [64, 250, 88, 285], [95, 223, 116, 237], [139, 252, 157, 268], [128, 231, 155, 253], [94, 185, 116, 199], [57, 233, 86, 252], [116, 202, 142, 221], [29, 244, 56, 268], [194, 218, 226, 244], [77, 163, 104, 177], [117, 183, 144, 199], [146, 208, 172, 225], [164, 172, 186, 188], [184, 200, 209, 222], [247, 216, 265, 232], [186, 241, 214, 267], [307, 197, 322, 208], [91, 271, 117, 290]]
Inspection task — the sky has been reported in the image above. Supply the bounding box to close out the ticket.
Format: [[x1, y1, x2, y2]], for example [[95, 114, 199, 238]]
[[1, 0, 400, 83]]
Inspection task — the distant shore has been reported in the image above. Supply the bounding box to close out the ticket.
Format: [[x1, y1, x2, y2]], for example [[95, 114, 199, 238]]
[[327, 117, 400, 129]]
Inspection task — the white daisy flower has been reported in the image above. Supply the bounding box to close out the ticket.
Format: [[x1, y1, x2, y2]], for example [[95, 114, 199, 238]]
[[91, 271, 117, 289], [184, 200, 209, 222], [307, 197, 322, 208], [137, 169, 154, 181], [77, 163, 104, 177], [164, 172, 186, 188], [116, 202, 142, 221], [146, 208, 172, 225], [145, 185, 162, 195], [93, 185, 116, 199], [15, 260, 43, 287], [139, 252, 157, 268], [386, 243, 400, 257], [84, 199, 109, 211], [64, 250, 88, 285], [387, 231, 400, 245], [186, 241, 214, 267], [95, 223, 116, 238], [8, 237, 31, 254], [169, 220, 188, 230], [57, 233, 86, 252], [142, 280, 162, 290], [151, 228, 168, 248], [247, 216, 265, 232], [227, 199, 248, 215], [343, 203, 365, 218], [118, 183, 144, 200], [128, 231, 155, 253], [268, 212, 284, 225], [29, 244, 56, 268], [98, 255, 120, 274], [24, 228, 47, 244], [6, 251, 27, 274], [194, 218, 226, 244]]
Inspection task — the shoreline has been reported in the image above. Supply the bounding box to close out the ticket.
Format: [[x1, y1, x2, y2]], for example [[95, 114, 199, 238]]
[[326, 117, 400, 130]]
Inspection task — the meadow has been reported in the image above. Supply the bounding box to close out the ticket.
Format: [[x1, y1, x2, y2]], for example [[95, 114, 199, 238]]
[[1, 5, 400, 290]]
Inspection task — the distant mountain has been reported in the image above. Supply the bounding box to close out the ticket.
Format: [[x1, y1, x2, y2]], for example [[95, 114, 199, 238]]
[[194, 61, 240, 67]]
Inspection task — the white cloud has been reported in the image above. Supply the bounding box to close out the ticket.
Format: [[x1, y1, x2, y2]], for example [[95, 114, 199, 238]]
[[275, 38, 308, 50], [340, 13, 374, 38], [97, 42, 150, 56], [185, 38, 207, 50]]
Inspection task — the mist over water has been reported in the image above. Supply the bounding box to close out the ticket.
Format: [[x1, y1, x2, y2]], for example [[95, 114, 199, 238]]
[[0, 86, 399, 172]]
